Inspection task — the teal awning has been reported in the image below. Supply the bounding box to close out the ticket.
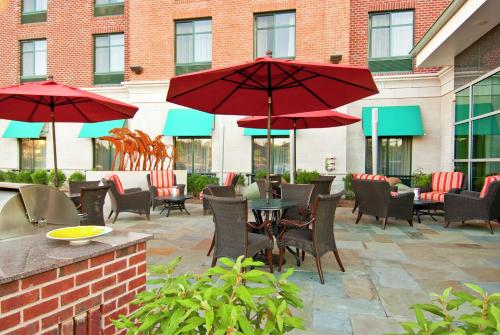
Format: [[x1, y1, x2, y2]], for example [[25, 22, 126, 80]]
[[362, 106, 424, 136], [3, 121, 44, 138], [79, 120, 125, 138], [163, 109, 214, 136], [243, 128, 289, 136]]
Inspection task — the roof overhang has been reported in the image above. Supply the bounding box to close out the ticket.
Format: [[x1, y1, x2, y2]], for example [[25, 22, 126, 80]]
[[411, 0, 500, 67]]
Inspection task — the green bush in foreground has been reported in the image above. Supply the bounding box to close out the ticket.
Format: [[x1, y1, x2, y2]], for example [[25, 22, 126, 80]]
[[187, 174, 219, 196], [16, 170, 33, 183], [49, 169, 67, 187], [388, 283, 500, 335], [69, 171, 86, 182], [114, 256, 305, 335], [0, 170, 5, 182], [31, 170, 49, 185]]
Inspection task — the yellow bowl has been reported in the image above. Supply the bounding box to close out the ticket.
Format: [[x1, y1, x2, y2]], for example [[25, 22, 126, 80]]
[[47, 226, 112, 245]]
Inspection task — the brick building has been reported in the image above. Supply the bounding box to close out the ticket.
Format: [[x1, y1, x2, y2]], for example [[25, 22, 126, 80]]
[[0, 0, 466, 191]]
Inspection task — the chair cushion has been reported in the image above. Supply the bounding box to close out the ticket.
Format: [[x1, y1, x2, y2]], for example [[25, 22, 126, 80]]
[[150, 170, 175, 188], [278, 229, 314, 254], [420, 191, 445, 203], [157, 187, 176, 197], [247, 233, 273, 255], [224, 172, 236, 186], [109, 175, 124, 194], [353, 173, 387, 181], [479, 175, 500, 198], [431, 172, 463, 192]]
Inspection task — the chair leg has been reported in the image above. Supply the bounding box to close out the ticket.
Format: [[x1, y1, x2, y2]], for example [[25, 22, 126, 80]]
[[211, 255, 217, 267], [301, 250, 305, 262], [382, 217, 388, 230], [112, 211, 119, 224], [145, 213, 150, 221], [355, 212, 362, 224], [207, 234, 215, 256], [107, 210, 113, 220], [408, 219, 413, 227], [487, 221, 494, 235], [444, 221, 451, 228], [266, 249, 273, 273], [375, 216, 379, 221], [333, 250, 345, 272], [278, 248, 285, 272], [351, 201, 358, 213], [314, 254, 325, 284]]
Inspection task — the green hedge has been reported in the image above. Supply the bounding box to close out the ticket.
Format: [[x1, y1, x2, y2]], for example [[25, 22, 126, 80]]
[[343, 173, 355, 200], [69, 171, 86, 182], [31, 170, 49, 185], [49, 170, 67, 186], [187, 174, 219, 196], [16, 170, 33, 183]]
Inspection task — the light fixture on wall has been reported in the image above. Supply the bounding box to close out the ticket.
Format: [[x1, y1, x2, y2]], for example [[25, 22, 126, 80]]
[[130, 65, 143, 75], [330, 54, 342, 64]]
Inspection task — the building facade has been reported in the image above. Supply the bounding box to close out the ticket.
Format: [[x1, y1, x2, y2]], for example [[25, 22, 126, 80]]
[[0, 0, 461, 190]]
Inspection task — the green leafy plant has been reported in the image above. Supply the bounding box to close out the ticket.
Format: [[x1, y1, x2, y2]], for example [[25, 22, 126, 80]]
[[295, 170, 320, 184], [4, 170, 18, 182], [16, 170, 33, 183], [31, 170, 49, 185], [49, 169, 67, 187], [255, 170, 267, 179], [388, 283, 500, 335], [187, 174, 219, 196], [343, 173, 355, 200], [412, 168, 431, 189], [113, 256, 305, 335], [69, 171, 86, 182], [282, 172, 290, 183], [237, 174, 246, 186], [0, 170, 5, 182]]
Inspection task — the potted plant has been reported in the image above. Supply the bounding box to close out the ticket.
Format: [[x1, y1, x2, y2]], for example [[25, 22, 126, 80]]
[[114, 256, 305, 334]]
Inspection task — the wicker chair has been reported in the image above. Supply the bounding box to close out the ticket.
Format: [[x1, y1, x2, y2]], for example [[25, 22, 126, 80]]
[[79, 185, 110, 226], [351, 174, 398, 213], [147, 172, 185, 211], [256, 177, 281, 199], [204, 185, 237, 256], [281, 184, 314, 221], [204, 195, 274, 272], [278, 193, 345, 284], [69, 181, 99, 207], [202, 173, 239, 215], [352, 179, 413, 229], [310, 177, 335, 205], [101, 177, 150, 223], [444, 179, 500, 234]]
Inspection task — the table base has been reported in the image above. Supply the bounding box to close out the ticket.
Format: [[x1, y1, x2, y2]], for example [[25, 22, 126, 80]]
[[160, 200, 190, 217]]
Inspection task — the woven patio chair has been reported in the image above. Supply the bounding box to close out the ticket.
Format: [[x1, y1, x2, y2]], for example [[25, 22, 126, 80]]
[[352, 179, 413, 229], [69, 180, 99, 207], [444, 177, 500, 234], [204, 195, 274, 272], [351, 174, 396, 213], [147, 171, 185, 211], [278, 192, 345, 284], [102, 176, 150, 223], [79, 185, 110, 226], [202, 173, 239, 215], [310, 177, 335, 205]]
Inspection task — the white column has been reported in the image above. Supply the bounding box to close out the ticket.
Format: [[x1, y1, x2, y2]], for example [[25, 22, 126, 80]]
[[219, 123, 225, 185], [371, 108, 378, 175], [290, 128, 296, 184]]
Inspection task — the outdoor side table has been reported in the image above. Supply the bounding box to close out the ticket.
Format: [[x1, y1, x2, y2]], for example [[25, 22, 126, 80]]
[[413, 199, 440, 223], [157, 195, 193, 217]]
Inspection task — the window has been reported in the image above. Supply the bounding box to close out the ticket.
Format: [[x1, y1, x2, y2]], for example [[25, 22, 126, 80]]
[[175, 19, 212, 75], [22, 0, 47, 24], [93, 139, 116, 171], [174, 137, 212, 173], [365, 137, 412, 176], [368, 11, 413, 73], [21, 40, 47, 82], [94, 34, 125, 85], [252, 136, 290, 174], [20, 138, 46, 170], [255, 12, 295, 59], [94, 0, 124, 17]]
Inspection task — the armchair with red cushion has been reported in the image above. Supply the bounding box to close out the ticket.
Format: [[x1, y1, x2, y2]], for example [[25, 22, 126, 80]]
[[419, 172, 464, 203], [147, 170, 186, 211]]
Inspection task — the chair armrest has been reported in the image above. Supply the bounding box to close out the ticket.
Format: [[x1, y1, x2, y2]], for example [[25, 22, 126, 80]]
[[459, 190, 480, 197], [247, 220, 273, 239], [390, 192, 414, 206], [444, 192, 482, 202], [448, 188, 462, 194], [390, 185, 398, 192], [176, 184, 186, 195], [124, 190, 151, 201], [125, 187, 142, 193]]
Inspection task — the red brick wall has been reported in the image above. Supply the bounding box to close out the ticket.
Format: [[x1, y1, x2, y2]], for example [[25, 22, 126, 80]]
[[0, 242, 147, 335], [349, 0, 451, 75]]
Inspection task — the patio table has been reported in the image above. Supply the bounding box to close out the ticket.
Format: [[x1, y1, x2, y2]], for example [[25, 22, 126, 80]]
[[413, 199, 440, 223], [157, 194, 192, 217]]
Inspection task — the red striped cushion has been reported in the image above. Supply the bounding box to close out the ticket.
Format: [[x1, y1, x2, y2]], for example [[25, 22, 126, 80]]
[[420, 191, 445, 203], [479, 175, 500, 198], [224, 172, 236, 186], [109, 175, 124, 194], [157, 187, 176, 197], [353, 173, 387, 181], [150, 170, 175, 188], [431, 172, 463, 192]]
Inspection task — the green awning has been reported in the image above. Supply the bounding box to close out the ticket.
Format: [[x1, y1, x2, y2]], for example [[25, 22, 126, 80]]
[[3, 121, 45, 138], [163, 109, 214, 136], [79, 120, 125, 138], [243, 128, 289, 136], [362, 106, 424, 136]]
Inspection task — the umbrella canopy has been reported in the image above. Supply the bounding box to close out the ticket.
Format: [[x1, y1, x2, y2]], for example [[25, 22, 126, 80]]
[[167, 55, 378, 198], [237, 110, 361, 182], [0, 79, 138, 186]]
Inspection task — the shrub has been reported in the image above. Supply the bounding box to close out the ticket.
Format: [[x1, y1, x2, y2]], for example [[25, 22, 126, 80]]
[[343, 173, 355, 200], [16, 170, 32, 183], [69, 171, 86, 182], [4, 171, 18, 182], [187, 174, 219, 196], [412, 168, 431, 189], [388, 283, 500, 335], [49, 169, 67, 187], [282, 171, 291, 183], [295, 169, 320, 184], [237, 174, 246, 186], [113, 256, 305, 334], [31, 170, 49, 185], [0, 170, 5, 182], [255, 170, 267, 179]]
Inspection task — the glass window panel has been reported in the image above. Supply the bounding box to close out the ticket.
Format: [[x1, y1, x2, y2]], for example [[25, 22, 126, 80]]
[[391, 11, 413, 25], [455, 88, 470, 122], [94, 139, 115, 171], [454, 123, 469, 159], [35, 0, 47, 11], [109, 45, 124, 72], [472, 114, 500, 159], [275, 12, 295, 26], [194, 33, 212, 62], [34, 40, 46, 51], [256, 29, 273, 58], [175, 138, 192, 172], [454, 162, 468, 189], [371, 14, 390, 27], [473, 72, 500, 117], [34, 49, 47, 76], [370, 27, 390, 58], [20, 138, 46, 170], [194, 20, 211, 33], [22, 51, 34, 77], [22, 41, 34, 53], [176, 22, 193, 34], [109, 34, 124, 46], [176, 35, 193, 64], [95, 47, 110, 73], [252, 137, 290, 174], [192, 138, 211, 173], [365, 137, 412, 175], [256, 15, 273, 29], [253, 138, 267, 173], [95, 36, 109, 47], [110, 0, 124, 3], [274, 27, 295, 58], [95, 0, 107, 4], [23, 0, 35, 13], [391, 25, 412, 56], [471, 161, 500, 191]]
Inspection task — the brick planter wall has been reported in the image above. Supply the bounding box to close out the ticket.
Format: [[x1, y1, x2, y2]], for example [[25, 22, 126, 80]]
[[0, 242, 147, 335]]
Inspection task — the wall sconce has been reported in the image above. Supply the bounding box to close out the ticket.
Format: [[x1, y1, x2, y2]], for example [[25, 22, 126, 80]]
[[330, 54, 342, 64], [130, 65, 143, 75]]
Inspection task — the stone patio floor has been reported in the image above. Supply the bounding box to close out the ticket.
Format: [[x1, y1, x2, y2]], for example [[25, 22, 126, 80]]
[[111, 202, 500, 335]]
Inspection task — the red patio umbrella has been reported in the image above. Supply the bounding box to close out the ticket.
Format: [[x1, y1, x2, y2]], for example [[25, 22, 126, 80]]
[[0, 78, 138, 186], [237, 110, 361, 182], [167, 54, 378, 198]]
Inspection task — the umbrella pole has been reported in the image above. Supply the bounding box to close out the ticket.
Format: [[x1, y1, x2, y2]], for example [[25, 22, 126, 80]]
[[292, 126, 297, 184], [50, 105, 59, 188], [266, 96, 272, 202]]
